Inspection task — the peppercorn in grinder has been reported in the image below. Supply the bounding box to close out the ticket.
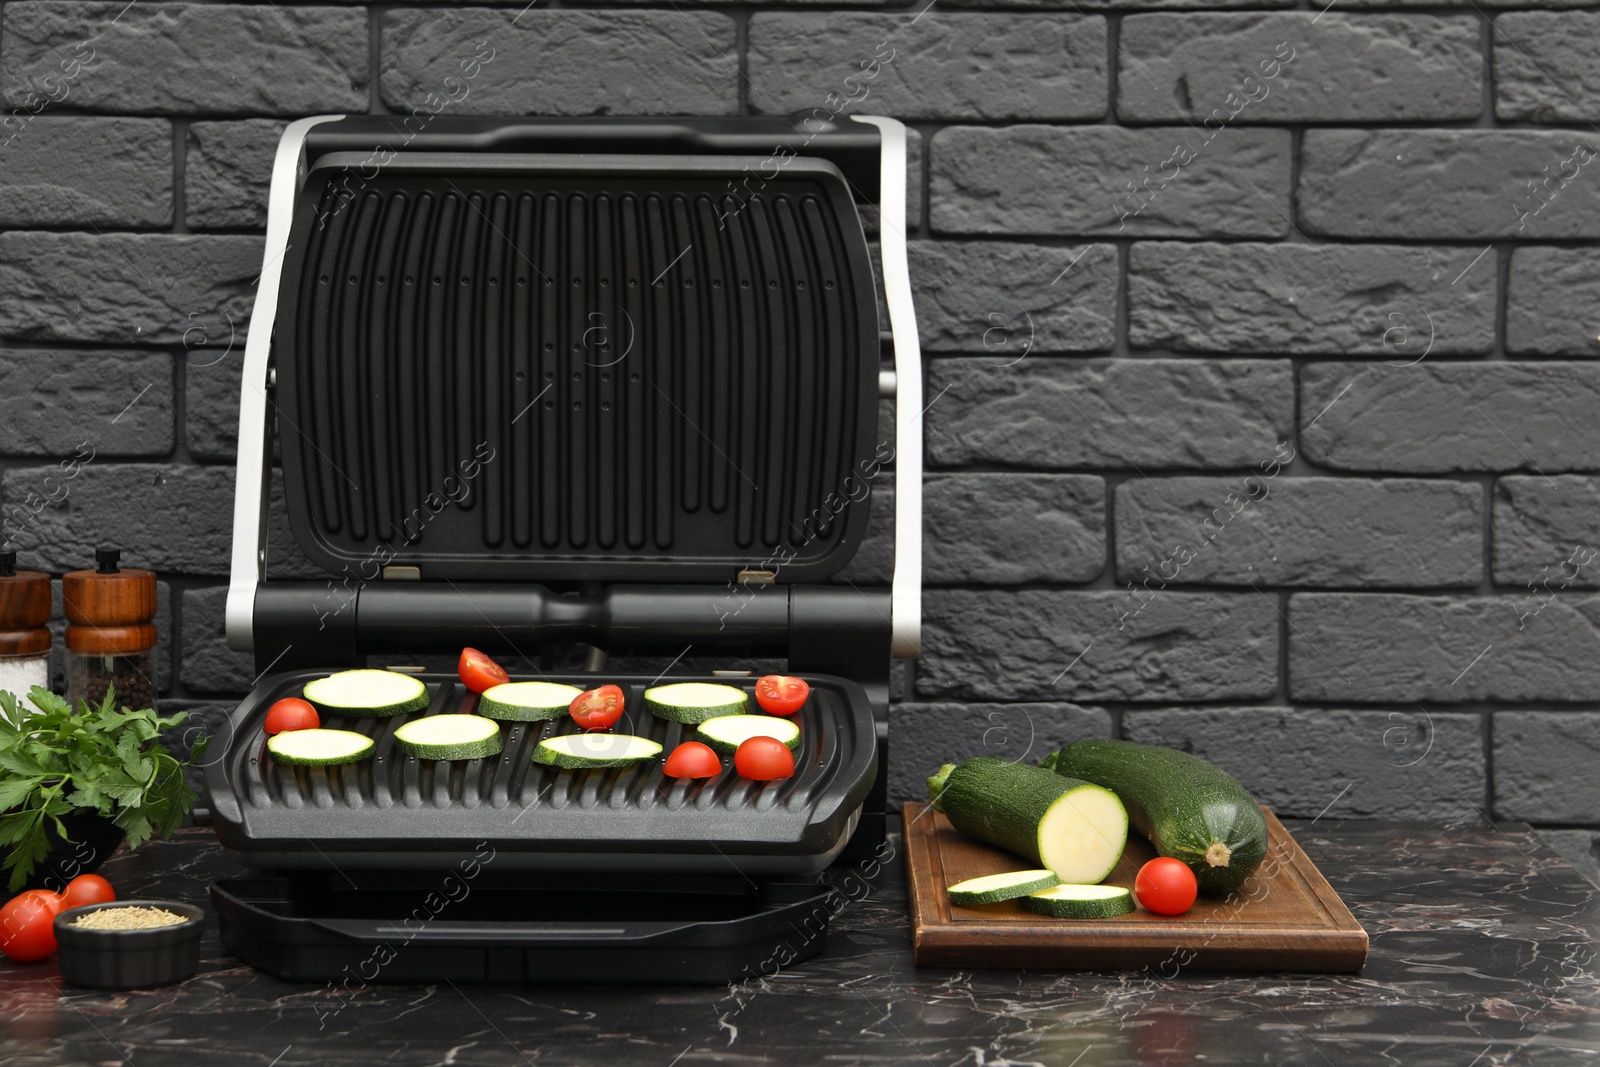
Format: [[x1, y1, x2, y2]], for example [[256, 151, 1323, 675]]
[[63, 548, 158, 713]]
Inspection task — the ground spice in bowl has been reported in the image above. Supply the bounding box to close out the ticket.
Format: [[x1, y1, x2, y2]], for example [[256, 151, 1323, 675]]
[[72, 905, 189, 930]]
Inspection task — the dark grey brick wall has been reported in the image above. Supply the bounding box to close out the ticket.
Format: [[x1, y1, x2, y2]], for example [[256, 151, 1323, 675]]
[[0, 1, 1593, 836]]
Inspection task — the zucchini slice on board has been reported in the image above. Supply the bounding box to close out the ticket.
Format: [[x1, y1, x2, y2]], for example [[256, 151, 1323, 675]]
[[929, 757, 1128, 885], [1041, 738, 1268, 894], [696, 715, 801, 754], [267, 729, 376, 766], [644, 682, 749, 724], [477, 681, 583, 722], [532, 734, 663, 769], [946, 870, 1059, 906], [302, 669, 430, 717], [1023, 884, 1136, 919], [393, 715, 503, 760]]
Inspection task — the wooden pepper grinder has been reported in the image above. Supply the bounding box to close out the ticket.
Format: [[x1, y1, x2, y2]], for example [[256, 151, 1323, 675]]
[[0, 549, 53, 698], [63, 548, 158, 713]]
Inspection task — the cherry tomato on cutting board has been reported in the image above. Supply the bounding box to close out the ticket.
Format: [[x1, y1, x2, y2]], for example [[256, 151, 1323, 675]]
[[734, 736, 795, 781], [263, 697, 320, 735], [458, 648, 510, 694], [59, 874, 116, 910], [1135, 857, 1198, 916], [569, 684, 625, 731], [0, 892, 59, 963], [754, 675, 810, 717], [662, 741, 722, 779]]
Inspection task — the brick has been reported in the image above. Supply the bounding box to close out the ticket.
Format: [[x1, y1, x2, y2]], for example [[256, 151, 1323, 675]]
[[0, 352, 174, 458], [1299, 130, 1600, 239], [1116, 477, 1482, 588], [0, 118, 170, 227], [888, 702, 1113, 804], [185, 351, 244, 462], [1, 3, 369, 115], [926, 474, 1104, 584], [927, 358, 1292, 470], [930, 125, 1290, 238], [381, 10, 737, 116], [186, 120, 286, 230], [1301, 362, 1600, 473], [1492, 477, 1600, 589], [1118, 15, 1480, 123], [919, 590, 1277, 701], [909, 241, 1117, 353], [1122, 707, 1484, 820], [1288, 593, 1600, 702], [0, 233, 261, 345], [749, 14, 1106, 121], [1495, 712, 1600, 823], [1128, 242, 1496, 355], [1508, 248, 1600, 356], [1, 464, 233, 575], [181, 586, 255, 695], [1496, 13, 1600, 121]]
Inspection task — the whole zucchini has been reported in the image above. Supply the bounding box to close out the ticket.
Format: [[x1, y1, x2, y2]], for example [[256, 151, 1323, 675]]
[[1041, 739, 1267, 894], [928, 757, 1128, 884]]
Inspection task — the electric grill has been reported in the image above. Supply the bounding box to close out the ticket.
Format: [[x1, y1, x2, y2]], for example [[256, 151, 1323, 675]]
[[205, 115, 923, 983]]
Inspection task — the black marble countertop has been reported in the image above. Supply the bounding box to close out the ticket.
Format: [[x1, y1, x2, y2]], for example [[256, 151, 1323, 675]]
[[2, 817, 1596, 1067]]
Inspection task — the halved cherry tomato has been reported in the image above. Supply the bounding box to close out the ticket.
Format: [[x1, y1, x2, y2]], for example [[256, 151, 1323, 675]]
[[662, 741, 722, 779], [0, 892, 59, 962], [754, 675, 810, 717], [1135, 857, 1198, 916], [733, 736, 795, 780], [263, 697, 320, 735], [60, 874, 116, 910], [569, 684, 625, 730], [458, 648, 510, 694]]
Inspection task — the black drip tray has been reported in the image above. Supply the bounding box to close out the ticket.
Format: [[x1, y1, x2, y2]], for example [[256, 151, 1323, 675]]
[[212, 870, 838, 985]]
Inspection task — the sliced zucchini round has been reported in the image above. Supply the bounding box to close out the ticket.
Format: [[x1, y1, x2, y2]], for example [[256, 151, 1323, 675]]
[[533, 733, 663, 769], [478, 680, 583, 722], [696, 714, 801, 755], [1023, 884, 1136, 919], [303, 669, 430, 717], [394, 715, 503, 760], [267, 728, 376, 767], [946, 869, 1060, 906], [644, 682, 749, 724]]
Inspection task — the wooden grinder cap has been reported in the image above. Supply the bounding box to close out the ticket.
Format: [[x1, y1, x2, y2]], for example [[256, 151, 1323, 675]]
[[63, 548, 157, 652], [0, 549, 52, 656]]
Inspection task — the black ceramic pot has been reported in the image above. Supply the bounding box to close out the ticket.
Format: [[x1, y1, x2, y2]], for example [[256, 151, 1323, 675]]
[[7, 805, 125, 892], [54, 900, 205, 989]]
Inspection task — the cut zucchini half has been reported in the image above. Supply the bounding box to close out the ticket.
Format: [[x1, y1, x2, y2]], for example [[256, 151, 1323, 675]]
[[303, 669, 430, 717], [533, 733, 663, 769], [477, 681, 583, 722], [696, 715, 801, 755], [267, 728, 376, 766], [946, 870, 1060, 906], [394, 715, 503, 760], [1023, 884, 1136, 919], [644, 682, 749, 724]]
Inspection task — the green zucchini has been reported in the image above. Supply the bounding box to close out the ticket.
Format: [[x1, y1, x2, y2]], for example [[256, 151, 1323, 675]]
[[477, 681, 583, 722], [928, 757, 1127, 884], [393, 715, 503, 760], [643, 682, 749, 724], [532, 734, 663, 769], [696, 715, 801, 754], [1041, 738, 1267, 895], [303, 669, 430, 717], [1023, 884, 1135, 919], [946, 870, 1059, 905], [267, 728, 375, 766]]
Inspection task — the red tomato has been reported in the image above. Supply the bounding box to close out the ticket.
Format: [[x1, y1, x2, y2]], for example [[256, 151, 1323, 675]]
[[569, 684, 625, 730], [733, 736, 795, 781], [15, 890, 63, 917], [1135, 857, 1199, 916], [59, 874, 116, 910], [263, 697, 320, 735], [754, 675, 810, 717], [458, 648, 510, 694], [662, 742, 722, 779], [0, 892, 59, 962]]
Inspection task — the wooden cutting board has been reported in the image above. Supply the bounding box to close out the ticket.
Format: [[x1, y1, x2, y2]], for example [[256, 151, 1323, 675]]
[[904, 802, 1368, 972]]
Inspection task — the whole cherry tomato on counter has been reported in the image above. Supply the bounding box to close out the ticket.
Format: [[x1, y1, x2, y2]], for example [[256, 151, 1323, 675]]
[[60, 874, 116, 910], [1135, 857, 1198, 916], [0, 892, 59, 962]]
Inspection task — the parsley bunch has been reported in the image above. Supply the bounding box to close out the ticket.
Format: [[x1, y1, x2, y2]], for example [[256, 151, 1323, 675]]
[[0, 686, 209, 891]]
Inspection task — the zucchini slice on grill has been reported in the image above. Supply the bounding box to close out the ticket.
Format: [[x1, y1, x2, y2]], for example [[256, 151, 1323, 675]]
[[477, 681, 583, 722], [302, 669, 430, 717], [644, 682, 749, 724], [532, 734, 663, 769], [266, 728, 376, 766], [394, 715, 503, 760]]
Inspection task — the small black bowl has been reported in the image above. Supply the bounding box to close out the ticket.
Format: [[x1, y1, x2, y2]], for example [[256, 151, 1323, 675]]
[[54, 900, 205, 989]]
